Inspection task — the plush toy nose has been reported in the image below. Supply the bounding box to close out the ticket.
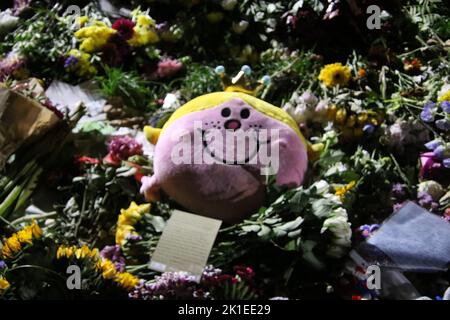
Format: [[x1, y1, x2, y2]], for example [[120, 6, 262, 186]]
[[224, 119, 241, 130]]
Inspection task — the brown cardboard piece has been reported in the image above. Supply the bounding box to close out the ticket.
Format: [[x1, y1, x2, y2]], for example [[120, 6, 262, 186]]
[[0, 85, 60, 168]]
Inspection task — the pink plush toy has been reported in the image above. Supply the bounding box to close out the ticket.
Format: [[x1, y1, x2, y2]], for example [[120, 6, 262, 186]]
[[141, 70, 308, 224]]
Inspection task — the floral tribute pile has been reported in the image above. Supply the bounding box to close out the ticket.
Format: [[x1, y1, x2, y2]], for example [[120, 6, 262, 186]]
[[0, 0, 449, 300]]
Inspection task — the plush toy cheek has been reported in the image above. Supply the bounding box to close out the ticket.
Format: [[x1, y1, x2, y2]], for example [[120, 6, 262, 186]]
[[156, 161, 265, 224]]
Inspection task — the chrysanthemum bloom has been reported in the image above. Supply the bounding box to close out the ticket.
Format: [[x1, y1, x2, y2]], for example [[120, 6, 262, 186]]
[[318, 63, 351, 87], [65, 49, 97, 76], [74, 21, 117, 53], [156, 58, 183, 78], [128, 14, 159, 47], [112, 18, 135, 41]]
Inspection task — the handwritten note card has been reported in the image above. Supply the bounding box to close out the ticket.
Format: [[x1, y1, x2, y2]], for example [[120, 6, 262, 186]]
[[149, 210, 222, 282]]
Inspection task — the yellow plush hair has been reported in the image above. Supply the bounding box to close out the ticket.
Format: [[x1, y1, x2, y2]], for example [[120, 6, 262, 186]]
[[145, 92, 307, 146]]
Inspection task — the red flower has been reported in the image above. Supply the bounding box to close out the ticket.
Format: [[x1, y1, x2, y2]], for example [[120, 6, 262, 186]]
[[75, 156, 100, 165], [112, 18, 135, 40]]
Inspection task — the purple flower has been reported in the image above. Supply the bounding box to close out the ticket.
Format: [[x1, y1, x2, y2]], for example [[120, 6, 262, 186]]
[[358, 224, 380, 238], [106, 136, 143, 164], [441, 101, 450, 113], [125, 233, 143, 242], [64, 55, 78, 69], [425, 139, 443, 151], [391, 183, 407, 199], [433, 145, 447, 159], [0, 260, 6, 269], [443, 158, 450, 168], [129, 265, 221, 300], [417, 191, 438, 211], [423, 101, 436, 111], [14, 0, 31, 14], [420, 109, 434, 122], [100, 245, 126, 272], [435, 119, 450, 131]]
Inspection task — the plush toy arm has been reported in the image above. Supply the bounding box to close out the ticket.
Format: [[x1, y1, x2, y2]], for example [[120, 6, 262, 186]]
[[271, 136, 308, 187], [144, 126, 162, 145], [140, 175, 161, 201]]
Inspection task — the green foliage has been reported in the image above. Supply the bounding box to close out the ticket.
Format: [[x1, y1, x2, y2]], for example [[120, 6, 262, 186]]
[[97, 67, 152, 111]]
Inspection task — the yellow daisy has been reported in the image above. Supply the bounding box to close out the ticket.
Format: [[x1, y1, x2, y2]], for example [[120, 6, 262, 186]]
[[318, 63, 352, 88]]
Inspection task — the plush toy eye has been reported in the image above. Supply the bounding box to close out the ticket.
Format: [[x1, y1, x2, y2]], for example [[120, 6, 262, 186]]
[[240, 108, 250, 119], [221, 108, 231, 117]]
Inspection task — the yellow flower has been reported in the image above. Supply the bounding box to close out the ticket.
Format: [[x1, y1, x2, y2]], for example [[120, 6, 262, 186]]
[[75, 245, 91, 259], [115, 202, 150, 245], [96, 259, 117, 279], [114, 272, 139, 290], [318, 63, 351, 88], [438, 90, 450, 103], [16, 228, 33, 245], [67, 49, 97, 77], [77, 16, 89, 27], [0, 277, 10, 292], [335, 181, 356, 200], [30, 221, 43, 239], [128, 14, 159, 47], [74, 22, 116, 53], [56, 245, 76, 259], [2, 236, 21, 259]]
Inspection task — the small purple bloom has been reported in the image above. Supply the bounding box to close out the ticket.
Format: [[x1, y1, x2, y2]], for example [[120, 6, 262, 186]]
[[417, 191, 438, 210], [441, 101, 450, 113], [64, 55, 78, 69], [423, 101, 436, 111], [100, 245, 126, 272], [391, 183, 407, 198], [420, 110, 434, 122], [0, 260, 6, 269], [435, 119, 450, 131], [106, 136, 143, 164], [443, 158, 450, 168], [424, 139, 443, 151], [433, 145, 447, 159]]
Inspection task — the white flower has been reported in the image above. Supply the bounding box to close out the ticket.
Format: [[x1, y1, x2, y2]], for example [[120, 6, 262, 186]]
[[162, 93, 181, 109], [282, 102, 306, 124], [312, 180, 330, 195], [321, 213, 352, 258]]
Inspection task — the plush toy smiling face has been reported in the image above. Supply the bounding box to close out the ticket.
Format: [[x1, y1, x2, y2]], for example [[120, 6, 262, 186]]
[[141, 92, 308, 224]]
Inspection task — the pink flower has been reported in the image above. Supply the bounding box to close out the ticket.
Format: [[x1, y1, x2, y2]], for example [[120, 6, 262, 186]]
[[156, 58, 183, 78], [420, 152, 446, 180], [105, 136, 143, 166]]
